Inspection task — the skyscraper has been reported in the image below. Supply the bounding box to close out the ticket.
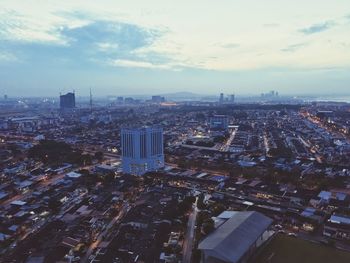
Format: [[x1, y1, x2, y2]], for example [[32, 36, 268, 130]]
[[89, 88, 93, 113], [219, 93, 224, 104], [210, 115, 229, 130], [60, 92, 75, 110], [151, 95, 165, 103], [121, 127, 164, 176], [230, 94, 235, 103]]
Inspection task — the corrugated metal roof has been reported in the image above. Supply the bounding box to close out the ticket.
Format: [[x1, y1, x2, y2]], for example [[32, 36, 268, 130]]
[[217, 211, 238, 219], [330, 215, 350, 225], [198, 211, 272, 263]]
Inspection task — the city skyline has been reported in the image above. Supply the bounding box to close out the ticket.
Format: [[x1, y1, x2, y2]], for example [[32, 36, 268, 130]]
[[0, 0, 350, 96], [2, 2, 350, 262]]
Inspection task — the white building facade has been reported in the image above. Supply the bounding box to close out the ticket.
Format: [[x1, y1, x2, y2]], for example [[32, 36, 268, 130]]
[[121, 127, 164, 176]]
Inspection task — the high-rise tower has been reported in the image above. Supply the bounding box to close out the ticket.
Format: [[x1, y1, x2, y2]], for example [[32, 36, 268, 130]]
[[60, 92, 75, 110], [89, 88, 93, 113], [121, 127, 164, 176], [219, 93, 224, 104]]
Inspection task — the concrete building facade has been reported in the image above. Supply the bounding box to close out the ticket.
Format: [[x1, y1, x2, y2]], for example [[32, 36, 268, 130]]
[[121, 127, 164, 176]]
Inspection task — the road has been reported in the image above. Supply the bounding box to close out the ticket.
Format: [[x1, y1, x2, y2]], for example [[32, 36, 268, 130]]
[[263, 133, 270, 154], [166, 162, 229, 176], [1, 173, 65, 207], [1, 165, 93, 257], [81, 148, 120, 160], [1, 164, 95, 208], [219, 127, 238, 152], [182, 198, 198, 263], [82, 203, 129, 263]]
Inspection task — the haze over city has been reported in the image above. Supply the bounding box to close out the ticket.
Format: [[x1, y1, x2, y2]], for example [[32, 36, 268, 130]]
[[2, 2, 350, 263], [1, 0, 350, 97]]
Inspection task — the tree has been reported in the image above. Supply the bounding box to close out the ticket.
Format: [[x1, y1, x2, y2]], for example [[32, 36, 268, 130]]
[[94, 151, 104, 162], [103, 173, 115, 185], [81, 172, 99, 189], [177, 196, 195, 215], [185, 196, 196, 204], [8, 143, 21, 156], [28, 140, 73, 164], [48, 198, 62, 213], [213, 136, 225, 143], [197, 211, 210, 226], [186, 140, 194, 145], [197, 193, 206, 210], [79, 169, 90, 176], [143, 174, 155, 185], [202, 218, 215, 235], [195, 141, 215, 147], [192, 249, 201, 263], [211, 203, 226, 216], [80, 154, 92, 165], [163, 200, 179, 220]]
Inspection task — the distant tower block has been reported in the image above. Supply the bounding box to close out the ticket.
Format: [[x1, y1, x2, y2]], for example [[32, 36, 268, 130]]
[[219, 93, 224, 104], [90, 88, 93, 113], [60, 92, 76, 110]]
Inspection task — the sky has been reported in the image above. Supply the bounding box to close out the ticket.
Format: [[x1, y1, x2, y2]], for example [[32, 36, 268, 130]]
[[0, 0, 350, 97]]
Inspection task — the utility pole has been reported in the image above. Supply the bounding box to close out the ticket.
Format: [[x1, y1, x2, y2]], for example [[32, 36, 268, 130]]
[[89, 88, 93, 114]]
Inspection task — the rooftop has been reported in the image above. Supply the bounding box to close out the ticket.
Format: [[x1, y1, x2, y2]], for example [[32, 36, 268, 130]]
[[199, 211, 272, 263]]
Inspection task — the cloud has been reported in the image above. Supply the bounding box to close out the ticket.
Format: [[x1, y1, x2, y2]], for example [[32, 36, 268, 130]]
[[0, 2, 349, 76], [0, 51, 17, 62], [60, 21, 160, 51], [0, 9, 69, 45], [0, 18, 171, 68], [221, 43, 240, 49], [110, 59, 172, 69], [299, 21, 334, 35], [263, 23, 279, 28], [281, 43, 307, 52], [0, 7, 191, 71], [58, 21, 180, 69], [96, 42, 119, 52]]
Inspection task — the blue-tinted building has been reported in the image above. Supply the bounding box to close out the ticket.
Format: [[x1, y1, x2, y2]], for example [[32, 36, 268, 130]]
[[121, 127, 164, 176], [60, 92, 75, 110], [210, 115, 228, 130]]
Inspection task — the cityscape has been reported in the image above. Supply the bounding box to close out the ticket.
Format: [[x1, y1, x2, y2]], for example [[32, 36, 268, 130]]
[[1, 1, 350, 263]]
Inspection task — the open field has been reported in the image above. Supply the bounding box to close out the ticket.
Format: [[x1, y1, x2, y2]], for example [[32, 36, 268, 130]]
[[253, 234, 350, 263]]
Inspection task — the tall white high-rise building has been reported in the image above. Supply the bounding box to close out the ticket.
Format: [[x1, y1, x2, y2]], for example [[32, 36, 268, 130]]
[[121, 127, 164, 176]]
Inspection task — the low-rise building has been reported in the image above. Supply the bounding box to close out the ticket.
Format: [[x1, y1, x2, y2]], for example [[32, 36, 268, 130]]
[[198, 211, 273, 263]]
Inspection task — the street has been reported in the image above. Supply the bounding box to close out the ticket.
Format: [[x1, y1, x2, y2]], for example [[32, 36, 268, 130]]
[[82, 203, 130, 263], [182, 197, 198, 263]]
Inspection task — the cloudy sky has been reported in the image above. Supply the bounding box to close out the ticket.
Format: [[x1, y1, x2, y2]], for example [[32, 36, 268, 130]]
[[0, 0, 349, 97]]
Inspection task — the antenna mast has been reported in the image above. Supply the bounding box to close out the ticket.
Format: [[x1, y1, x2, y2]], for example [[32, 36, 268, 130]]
[[89, 88, 93, 113]]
